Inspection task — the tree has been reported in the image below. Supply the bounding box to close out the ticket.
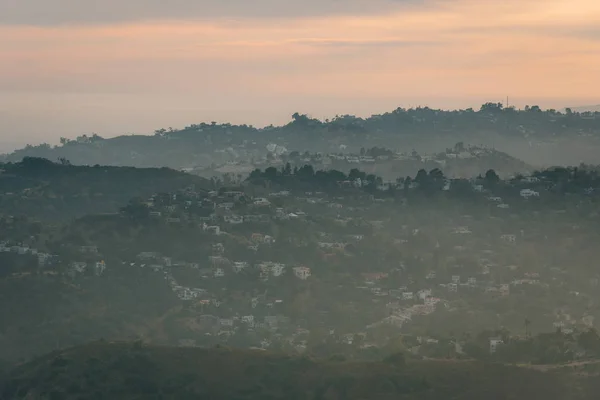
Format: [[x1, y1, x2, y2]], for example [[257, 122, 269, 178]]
[[264, 166, 278, 180], [484, 169, 500, 185], [283, 162, 292, 176], [120, 198, 150, 220], [414, 169, 428, 185]]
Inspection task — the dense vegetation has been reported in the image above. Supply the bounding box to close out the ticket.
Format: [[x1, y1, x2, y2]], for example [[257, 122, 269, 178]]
[[4, 104, 600, 168], [0, 157, 209, 220], [2, 341, 596, 400]]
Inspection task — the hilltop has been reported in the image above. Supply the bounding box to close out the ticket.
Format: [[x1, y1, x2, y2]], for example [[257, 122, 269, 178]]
[[1, 341, 594, 400], [4, 104, 600, 168], [0, 157, 210, 221]]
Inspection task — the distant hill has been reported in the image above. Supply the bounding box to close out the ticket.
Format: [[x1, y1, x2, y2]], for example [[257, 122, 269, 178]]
[[4, 104, 600, 168], [2, 341, 594, 400], [569, 105, 600, 113], [0, 157, 209, 221]]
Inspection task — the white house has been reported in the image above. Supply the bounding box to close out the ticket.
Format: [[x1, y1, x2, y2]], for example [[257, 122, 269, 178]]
[[500, 234, 517, 243], [232, 261, 248, 273], [95, 261, 106, 276], [490, 337, 503, 353], [253, 198, 271, 206], [520, 189, 540, 198], [293, 266, 311, 280], [214, 268, 225, 278], [453, 226, 471, 234]]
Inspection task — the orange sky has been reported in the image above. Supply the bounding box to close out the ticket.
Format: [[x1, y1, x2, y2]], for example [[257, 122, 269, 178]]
[[1, 0, 599, 148]]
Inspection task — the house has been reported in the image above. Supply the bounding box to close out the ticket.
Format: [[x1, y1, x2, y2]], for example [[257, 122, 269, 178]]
[[402, 292, 414, 300], [490, 337, 503, 353], [293, 266, 311, 280], [425, 297, 440, 307], [451, 275, 460, 284], [70, 262, 87, 273], [217, 202, 235, 210], [497, 203, 510, 209], [37, 253, 52, 267], [499, 284, 510, 295], [251, 233, 275, 244], [253, 198, 271, 206], [214, 268, 225, 278], [418, 289, 432, 300], [212, 243, 225, 254], [95, 261, 106, 276], [520, 189, 540, 198], [271, 264, 285, 277], [467, 277, 476, 285], [220, 318, 234, 327], [448, 283, 458, 292], [232, 261, 248, 273], [224, 215, 243, 224], [453, 226, 471, 234], [203, 225, 221, 235], [149, 211, 162, 217], [500, 234, 517, 243]]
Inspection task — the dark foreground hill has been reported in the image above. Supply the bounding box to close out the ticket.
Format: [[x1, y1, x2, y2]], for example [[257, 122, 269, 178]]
[[0, 157, 209, 221], [1, 341, 596, 400]]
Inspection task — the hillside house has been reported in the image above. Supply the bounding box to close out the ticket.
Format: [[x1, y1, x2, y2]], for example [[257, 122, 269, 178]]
[[293, 266, 311, 280], [70, 262, 87, 273], [214, 268, 225, 278], [202, 224, 221, 235], [520, 189, 540, 198], [95, 261, 106, 276], [490, 337, 503, 353], [224, 215, 243, 224], [232, 261, 248, 273], [253, 198, 271, 206], [500, 234, 517, 243]]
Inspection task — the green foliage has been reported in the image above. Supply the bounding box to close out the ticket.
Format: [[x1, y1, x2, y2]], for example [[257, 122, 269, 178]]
[[0, 158, 209, 221], [1, 342, 593, 400]]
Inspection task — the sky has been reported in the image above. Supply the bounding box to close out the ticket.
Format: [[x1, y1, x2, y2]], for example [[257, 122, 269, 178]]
[[1, 0, 600, 150]]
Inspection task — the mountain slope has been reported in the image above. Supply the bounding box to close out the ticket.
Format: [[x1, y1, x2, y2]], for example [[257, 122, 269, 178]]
[[0, 157, 209, 221], [1, 341, 592, 400]]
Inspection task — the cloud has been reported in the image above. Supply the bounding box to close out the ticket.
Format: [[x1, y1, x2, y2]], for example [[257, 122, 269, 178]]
[[0, 0, 422, 25]]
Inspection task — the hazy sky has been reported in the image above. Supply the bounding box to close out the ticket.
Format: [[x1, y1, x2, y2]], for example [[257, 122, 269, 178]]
[[1, 0, 599, 150]]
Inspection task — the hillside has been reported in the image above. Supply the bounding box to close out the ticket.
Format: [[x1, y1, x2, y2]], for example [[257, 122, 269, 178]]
[[1, 341, 594, 400], [3, 164, 600, 368], [4, 104, 600, 168], [0, 157, 209, 221]]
